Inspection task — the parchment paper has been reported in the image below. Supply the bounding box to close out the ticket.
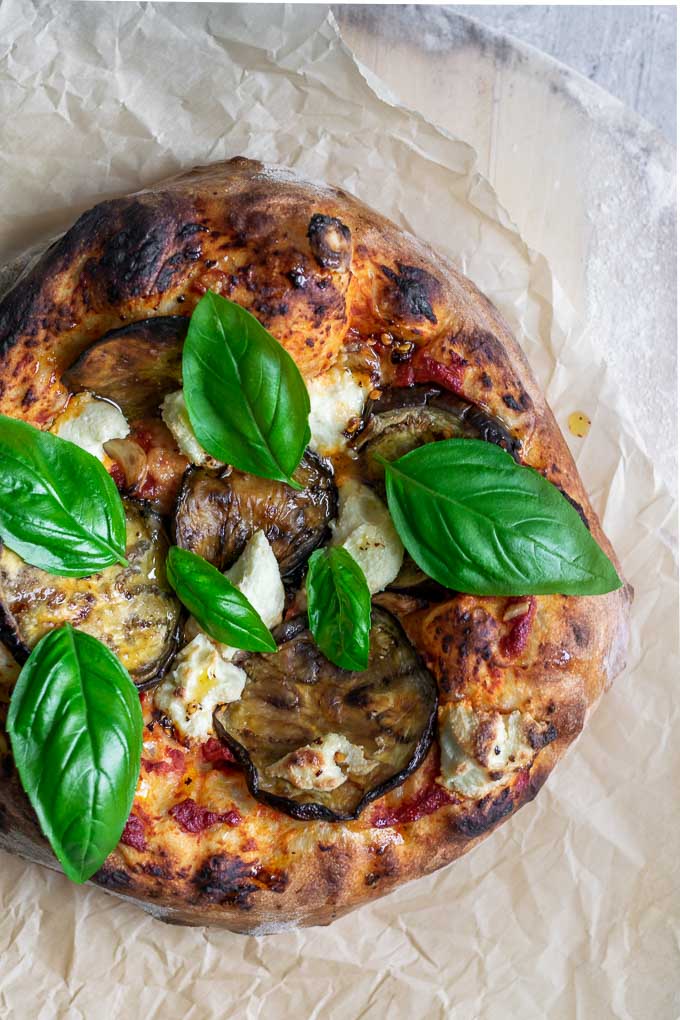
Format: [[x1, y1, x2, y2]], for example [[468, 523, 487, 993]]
[[0, 4, 677, 1018]]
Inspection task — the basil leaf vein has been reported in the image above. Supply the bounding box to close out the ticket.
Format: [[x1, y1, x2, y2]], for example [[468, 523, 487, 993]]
[[0, 414, 127, 576], [166, 546, 276, 652], [379, 439, 622, 596], [306, 547, 372, 671], [183, 292, 310, 488], [6, 625, 143, 884]]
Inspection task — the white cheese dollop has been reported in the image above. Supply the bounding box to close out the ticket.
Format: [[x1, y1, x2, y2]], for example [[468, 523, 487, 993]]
[[268, 733, 377, 792], [306, 367, 370, 456], [331, 480, 403, 593], [154, 633, 247, 743], [225, 530, 285, 630], [52, 393, 129, 461], [161, 390, 210, 466], [155, 531, 285, 741], [438, 703, 545, 799]]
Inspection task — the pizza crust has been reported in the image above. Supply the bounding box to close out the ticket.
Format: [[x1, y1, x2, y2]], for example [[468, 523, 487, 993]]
[[0, 158, 631, 931]]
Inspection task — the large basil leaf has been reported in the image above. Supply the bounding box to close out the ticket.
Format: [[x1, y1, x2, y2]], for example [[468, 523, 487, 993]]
[[380, 439, 622, 596], [0, 414, 127, 577], [306, 547, 372, 671], [166, 546, 276, 652], [6, 625, 143, 884], [183, 292, 311, 488]]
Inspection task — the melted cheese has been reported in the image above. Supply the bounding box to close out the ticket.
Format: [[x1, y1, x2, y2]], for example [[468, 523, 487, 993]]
[[307, 367, 370, 456], [268, 733, 377, 792], [52, 392, 129, 461], [331, 480, 403, 593]]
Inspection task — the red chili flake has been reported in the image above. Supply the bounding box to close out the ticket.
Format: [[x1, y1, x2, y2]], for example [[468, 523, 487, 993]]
[[108, 461, 125, 489], [166, 747, 186, 771], [371, 782, 456, 829], [130, 424, 154, 453], [499, 597, 537, 658], [141, 747, 186, 775], [413, 353, 466, 395], [201, 738, 237, 765], [513, 769, 531, 797], [120, 814, 147, 852], [169, 798, 241, 834], [394, 362, 415, 387]]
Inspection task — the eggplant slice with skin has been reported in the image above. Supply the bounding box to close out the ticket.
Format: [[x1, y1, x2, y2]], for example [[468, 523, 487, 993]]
[[353, 384, 521, 484], [174, 450, 337, 581], [63, 316, 186, 420], [0, 502, 181, 687], [213, 608, 437, 821]]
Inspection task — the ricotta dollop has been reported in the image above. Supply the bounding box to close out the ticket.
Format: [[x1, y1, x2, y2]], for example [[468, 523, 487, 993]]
[[331, 480, 403, 593], [161, 390, 210, 466], [52, 393, 129, 461], [307, 367, 370, 456], [268, 733, 377, 792], [154, 531, 285, 741]]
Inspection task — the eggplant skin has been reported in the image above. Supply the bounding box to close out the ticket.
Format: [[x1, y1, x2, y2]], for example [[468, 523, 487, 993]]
[[354, 384, 521, 483], [0, 503, 181, 686], [213, 608, 437, 822], [62, 316, 186, 420], [174, 450, 337, 581]]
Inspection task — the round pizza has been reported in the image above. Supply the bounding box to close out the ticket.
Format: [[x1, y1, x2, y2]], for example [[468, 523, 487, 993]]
[[0, 158, 631, 933]]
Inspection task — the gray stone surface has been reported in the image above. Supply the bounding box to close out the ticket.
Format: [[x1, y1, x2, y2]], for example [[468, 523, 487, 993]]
[[340, 5, 676, 143], [456, 5, 676, 142]]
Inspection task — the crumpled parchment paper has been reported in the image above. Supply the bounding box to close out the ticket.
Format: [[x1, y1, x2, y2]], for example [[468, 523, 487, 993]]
[[0, 3, 677, 1019]]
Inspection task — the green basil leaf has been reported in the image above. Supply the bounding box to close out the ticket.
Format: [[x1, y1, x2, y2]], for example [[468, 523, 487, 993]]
[[306, 547, 372, 671], [380, 439, 622, 596], [183, 291, 311, 488], [0, 414, 127, 577], [6, 625, 143, 884], [166, 546, 276, 652]]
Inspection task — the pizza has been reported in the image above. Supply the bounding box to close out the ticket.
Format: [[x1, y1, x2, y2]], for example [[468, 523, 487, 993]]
[[0, 158, 631, 933]]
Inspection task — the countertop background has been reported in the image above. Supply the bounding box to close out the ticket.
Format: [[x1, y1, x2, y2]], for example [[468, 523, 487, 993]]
[[340, 5, 676, 143]]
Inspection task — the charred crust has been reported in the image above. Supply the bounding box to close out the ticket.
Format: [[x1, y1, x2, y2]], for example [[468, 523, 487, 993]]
[[307, 213, 352, 270], [454, 785, 515, 839], [193, 854, 289, 908], [571, 620, 591, 647], [555, 485, 590, 530], [528, 723, 558, 750], [380, 263, 438, 324], [94, 866, 133, 890]]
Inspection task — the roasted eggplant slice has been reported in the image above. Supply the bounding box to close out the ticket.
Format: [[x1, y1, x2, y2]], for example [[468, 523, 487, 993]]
[[63, 316, 186, 419], [174, 450, 337, 580], [213, 608, 437, 821], [0, 502, 181, 687], [353, 384, 521, 482]]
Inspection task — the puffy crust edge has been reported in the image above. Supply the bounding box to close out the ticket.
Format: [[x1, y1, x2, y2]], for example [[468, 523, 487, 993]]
[[0, 158, 631, 931]]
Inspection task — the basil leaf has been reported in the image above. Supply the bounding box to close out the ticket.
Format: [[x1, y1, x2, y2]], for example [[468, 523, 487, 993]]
[[0, 414, 127, 577], [380, 439, 622, 596], [166, 546, 276, 652], [6, 625, 143, 884], [306, 547, 372, 671], [183, 292, 311, 488]]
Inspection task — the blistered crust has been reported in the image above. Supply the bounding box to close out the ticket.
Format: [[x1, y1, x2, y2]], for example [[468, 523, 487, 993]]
[[0, 158, 631, 932]]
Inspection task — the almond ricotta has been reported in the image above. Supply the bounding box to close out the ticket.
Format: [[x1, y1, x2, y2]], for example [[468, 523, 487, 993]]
[[52, 392, 129, 461], [331, 480, 404, 593], [268, 733, 377, 792], [307, 367, 370, 456]]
